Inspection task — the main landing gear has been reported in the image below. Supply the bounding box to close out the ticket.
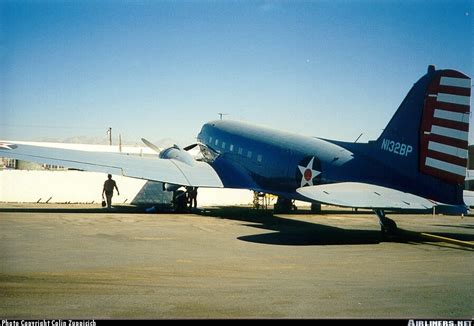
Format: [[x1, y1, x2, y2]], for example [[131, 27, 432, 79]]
[[373, 209, 398, 235], [274, 197, 297, 213]]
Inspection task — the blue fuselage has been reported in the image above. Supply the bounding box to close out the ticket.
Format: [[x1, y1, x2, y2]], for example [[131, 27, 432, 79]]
[[197, 120, 403, 201]]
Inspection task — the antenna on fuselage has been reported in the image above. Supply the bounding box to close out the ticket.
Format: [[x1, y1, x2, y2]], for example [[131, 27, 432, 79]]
[[218, 113, 228, 120], [354, 133, 363, 143]]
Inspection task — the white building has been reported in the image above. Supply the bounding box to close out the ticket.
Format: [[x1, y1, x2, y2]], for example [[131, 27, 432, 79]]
[[0, 142, 254, 207]]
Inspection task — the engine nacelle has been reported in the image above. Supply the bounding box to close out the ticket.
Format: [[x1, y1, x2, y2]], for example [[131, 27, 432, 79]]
[[158, 145, 195, 166], [163, 183, 183, 192]]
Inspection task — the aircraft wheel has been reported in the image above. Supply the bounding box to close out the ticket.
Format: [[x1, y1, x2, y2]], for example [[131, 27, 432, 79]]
[[311, 203, 321, 213], [274, 197, 293, 213], [381, 218, 398, 235]]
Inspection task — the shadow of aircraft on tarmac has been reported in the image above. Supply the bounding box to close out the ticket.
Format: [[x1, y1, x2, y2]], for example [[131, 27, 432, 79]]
[[199, 207, 395, 246], [1, 203, 472, 249], [198, 207, 474, 250]]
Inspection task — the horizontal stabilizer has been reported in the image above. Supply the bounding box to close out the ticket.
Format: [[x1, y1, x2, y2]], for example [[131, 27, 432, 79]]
[[297, 182, 435, 210]]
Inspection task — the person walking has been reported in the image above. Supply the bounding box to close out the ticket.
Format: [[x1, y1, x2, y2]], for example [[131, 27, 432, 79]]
[[102, 174, 119, 208]]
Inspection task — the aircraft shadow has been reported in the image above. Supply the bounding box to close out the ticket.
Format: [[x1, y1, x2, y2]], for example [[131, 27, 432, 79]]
[[199, 207, 474, 247], [199, 207, 395, 246], [238, 226, 382, 246]]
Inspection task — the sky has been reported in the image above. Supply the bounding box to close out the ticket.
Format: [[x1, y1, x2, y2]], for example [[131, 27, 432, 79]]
[[1, 0, 473, 146]]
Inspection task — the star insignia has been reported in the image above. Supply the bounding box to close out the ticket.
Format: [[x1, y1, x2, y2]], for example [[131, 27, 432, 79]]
[[297, 157, 321, 187]]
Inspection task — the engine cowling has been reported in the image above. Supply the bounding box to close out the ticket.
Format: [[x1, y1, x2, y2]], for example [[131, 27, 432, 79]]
[[158, 145, 195, 166], [163, 183, 182, 192]]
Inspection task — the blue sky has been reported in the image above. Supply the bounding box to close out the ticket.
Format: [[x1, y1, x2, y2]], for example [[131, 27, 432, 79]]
[[1, 0, 472, 145]]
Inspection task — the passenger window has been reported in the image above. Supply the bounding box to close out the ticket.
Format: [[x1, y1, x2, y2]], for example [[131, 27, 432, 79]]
[[238, 148, 243, 155], [215, 139, 219, 146], [230, 144, 234, 152], [222, 142, 226, 149], [257, 154, 262, 162], [247, 151, 252, 159], [209, 136, 213, 144]]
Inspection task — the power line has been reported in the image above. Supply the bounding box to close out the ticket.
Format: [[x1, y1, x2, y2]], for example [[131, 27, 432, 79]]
[[0, 123, 104, 130]]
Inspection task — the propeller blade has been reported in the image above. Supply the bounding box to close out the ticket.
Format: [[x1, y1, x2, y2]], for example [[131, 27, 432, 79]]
[[183, 143, 198, 151], [141, 138, 162, 153]]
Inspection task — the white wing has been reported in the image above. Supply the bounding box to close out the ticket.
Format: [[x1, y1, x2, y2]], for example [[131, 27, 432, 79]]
[[0, 142, 223, 188]]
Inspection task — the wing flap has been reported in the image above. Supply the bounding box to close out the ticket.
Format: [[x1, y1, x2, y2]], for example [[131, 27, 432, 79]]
[[0, 142, 223, 188], [297, 182, 435, 210]]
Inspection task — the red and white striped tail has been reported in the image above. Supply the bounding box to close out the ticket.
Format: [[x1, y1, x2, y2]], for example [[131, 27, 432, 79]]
[[420, 70, 471, 184]]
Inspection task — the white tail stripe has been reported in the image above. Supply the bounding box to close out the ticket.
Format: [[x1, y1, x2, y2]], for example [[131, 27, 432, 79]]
[[437, 93, 470, 106], [425, 157, 466, 177], [440, 76, 471, 89], [428, 141, 468, 159], [434, 109, 469, 123], [431, 125, 469, 141]]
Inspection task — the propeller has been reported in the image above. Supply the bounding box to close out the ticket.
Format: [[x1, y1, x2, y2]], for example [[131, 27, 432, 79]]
[[142, 138, 198, 153], [141, 138, 162, 154], [141, 138, 202, 165], [183, 143, 199, 151]]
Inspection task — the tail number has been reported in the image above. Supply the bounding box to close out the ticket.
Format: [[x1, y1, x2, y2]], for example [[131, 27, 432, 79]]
[[381, 138, 413, 157]]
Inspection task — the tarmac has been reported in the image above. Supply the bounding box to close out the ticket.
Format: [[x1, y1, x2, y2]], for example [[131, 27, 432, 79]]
[[0, 203, 473, 319]]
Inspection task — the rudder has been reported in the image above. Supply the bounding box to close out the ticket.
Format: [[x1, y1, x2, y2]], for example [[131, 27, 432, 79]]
[[419, 69, 471, 184], [374, 66, 471, 205]]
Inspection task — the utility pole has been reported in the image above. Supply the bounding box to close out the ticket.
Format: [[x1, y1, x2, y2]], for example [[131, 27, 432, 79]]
[[107, 127, 112, 146], [218, 113, 228, 120]]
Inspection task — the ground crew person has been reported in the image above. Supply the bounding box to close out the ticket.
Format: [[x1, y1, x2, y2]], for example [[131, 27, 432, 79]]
[[102, 174, 119, 208], [187, 186, 198, 209]]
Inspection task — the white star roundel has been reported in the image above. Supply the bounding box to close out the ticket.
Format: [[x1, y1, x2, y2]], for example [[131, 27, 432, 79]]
[[297, 157, 321, 187]]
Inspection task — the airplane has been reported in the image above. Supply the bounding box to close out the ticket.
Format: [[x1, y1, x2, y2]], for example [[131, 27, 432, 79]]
[[0, 65, 471, 234]]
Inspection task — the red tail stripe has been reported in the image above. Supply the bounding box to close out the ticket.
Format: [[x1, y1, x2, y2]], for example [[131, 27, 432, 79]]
[[431, 101, 470, 113], [426, 150, 467, 167], [422, 165, 465, 184], [425, 134, 468, 149], [433, 105, 471, 114], [432, 85, 471, 97], [434, 70, 471, 79], [431, 118, 469, 132]]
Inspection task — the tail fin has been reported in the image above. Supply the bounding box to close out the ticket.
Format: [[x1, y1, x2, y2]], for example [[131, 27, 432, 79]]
[[374, 65, 471, 205]]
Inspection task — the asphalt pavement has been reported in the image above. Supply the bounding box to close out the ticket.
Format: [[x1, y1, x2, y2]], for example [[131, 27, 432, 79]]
[[1, 204, 473, 319]]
